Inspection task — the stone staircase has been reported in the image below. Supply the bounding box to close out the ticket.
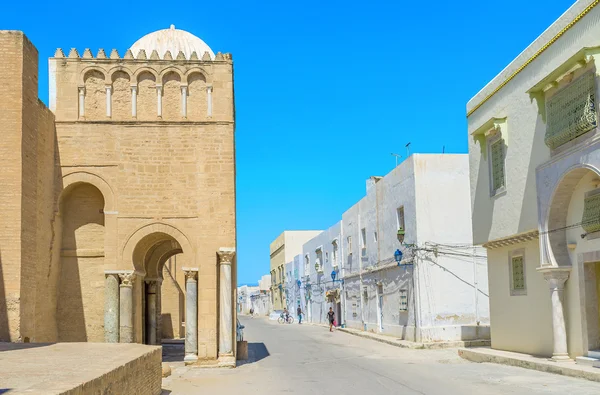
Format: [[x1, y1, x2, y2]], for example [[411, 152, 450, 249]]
[[576, 350, 600, 368]]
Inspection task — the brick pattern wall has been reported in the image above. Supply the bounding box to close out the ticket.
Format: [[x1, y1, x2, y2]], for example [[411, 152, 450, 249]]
[[0, 32, 236, 357], [0, 31, 25, 342], [0, 31, 57, 342]]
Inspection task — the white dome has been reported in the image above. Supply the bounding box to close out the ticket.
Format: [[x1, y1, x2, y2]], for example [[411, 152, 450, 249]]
[[130, 25, 215, 60]]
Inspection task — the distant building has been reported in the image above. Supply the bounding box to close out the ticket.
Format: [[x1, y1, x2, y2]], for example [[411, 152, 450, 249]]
[[297, 154, 490, 343], [341, 155, 489, 342], [269, 231, 322, 311], [302, 222, 343, 325]]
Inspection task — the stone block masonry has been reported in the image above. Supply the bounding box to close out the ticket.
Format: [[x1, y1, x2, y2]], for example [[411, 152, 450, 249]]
[[0, 26, 237, 367], [0, 343, 162, 394]]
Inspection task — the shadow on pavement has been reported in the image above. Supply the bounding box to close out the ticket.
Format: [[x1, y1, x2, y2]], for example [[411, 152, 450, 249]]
[[237, 342, 270, 366]]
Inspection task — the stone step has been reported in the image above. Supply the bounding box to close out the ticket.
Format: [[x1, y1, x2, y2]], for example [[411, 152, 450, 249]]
[[576, 356, 599, 367], [588, 350, 600, 359]]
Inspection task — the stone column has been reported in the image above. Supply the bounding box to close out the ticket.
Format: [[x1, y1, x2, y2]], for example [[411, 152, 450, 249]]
[[118, 272, 136, 343], [183, 268, 198, 362], [78, 86, 85, 118], [131, 85, 137, 118], [104, 272, 120, 343], [105, 85, 112, 117], [146, 280, 158, 345], [218, 248, 235, 364], [207, 85, 213, 117], [156, 280, 162, 345], [156, 85, 163, 117], [540, 267, 571, 361], [181, 85, 188, 118]]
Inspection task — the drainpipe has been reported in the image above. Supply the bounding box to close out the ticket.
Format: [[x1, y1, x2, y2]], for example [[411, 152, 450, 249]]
[[358, 212, 366, 332], [340, 220, 346, 328], [473, 247, 480, 325]]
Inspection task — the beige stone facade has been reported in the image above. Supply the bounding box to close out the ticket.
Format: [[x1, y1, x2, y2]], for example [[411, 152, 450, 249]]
[[269, 231, 322, 311], [0, 27, 237, 364]]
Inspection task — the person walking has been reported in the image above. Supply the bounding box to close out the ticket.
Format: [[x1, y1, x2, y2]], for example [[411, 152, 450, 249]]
[[327, 307, 335, 332], [297, 305, 303, 324]]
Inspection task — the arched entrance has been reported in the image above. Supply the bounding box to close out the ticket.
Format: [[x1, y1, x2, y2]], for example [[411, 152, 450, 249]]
[[539, 164, 600, 360], [132, 232, 187, 346], [57, 182, 106, 342]]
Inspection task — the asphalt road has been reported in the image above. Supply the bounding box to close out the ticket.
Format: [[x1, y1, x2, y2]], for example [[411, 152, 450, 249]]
[[162, 316, 600, 394]]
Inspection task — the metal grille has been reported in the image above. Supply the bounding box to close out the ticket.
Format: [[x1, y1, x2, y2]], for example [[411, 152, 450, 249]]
[[512, 256, 525, 290], [490, 139, 505, 192], [545, 71, 597, 150], [582, 193, 600, 233], [399, 289, 408, 311]]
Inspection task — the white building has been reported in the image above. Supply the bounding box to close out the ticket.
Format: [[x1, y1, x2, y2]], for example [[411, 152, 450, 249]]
[[467, 0, 600, 363], [237, 285, 258, 314], [238, 275, 273, 317], [302, 222, 344, 325], [340, 154, 489, 342]]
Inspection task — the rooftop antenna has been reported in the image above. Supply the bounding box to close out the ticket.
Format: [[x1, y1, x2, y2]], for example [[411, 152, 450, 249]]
[[405, 142, 411, 158], [391, 153, 402, 167]]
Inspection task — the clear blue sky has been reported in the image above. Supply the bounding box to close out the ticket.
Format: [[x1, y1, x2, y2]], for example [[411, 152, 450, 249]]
[[1, 0, 573, 285]]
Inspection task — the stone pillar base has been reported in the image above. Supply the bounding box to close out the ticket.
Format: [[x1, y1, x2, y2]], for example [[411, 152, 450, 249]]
[[184, 354, 198, 365], [550, 354, 573, 362], [218, 353, 236, 368]]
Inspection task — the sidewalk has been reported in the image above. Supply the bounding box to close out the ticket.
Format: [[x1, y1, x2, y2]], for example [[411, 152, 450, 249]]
[[459, 347, 600, 383], [306, 322, 490, 349]]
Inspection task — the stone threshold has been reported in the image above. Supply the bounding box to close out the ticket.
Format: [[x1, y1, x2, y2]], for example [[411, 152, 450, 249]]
[[458, 347, 600, 383], [306, 322, 489, 349]]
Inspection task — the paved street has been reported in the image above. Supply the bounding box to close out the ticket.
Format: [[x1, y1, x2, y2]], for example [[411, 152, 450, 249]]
[[162, 317, 600, 394]]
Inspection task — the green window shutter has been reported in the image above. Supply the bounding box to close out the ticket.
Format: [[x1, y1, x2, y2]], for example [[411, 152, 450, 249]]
[[491, 139, 505, 192], [582, 193, 600, 233], [545, 72, 597, 150], [512, 256, 524, 290]]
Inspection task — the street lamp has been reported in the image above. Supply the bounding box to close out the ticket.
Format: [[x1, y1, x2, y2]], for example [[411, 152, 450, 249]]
[[331, 270, 336, 282], [394, 249, 403, 265]]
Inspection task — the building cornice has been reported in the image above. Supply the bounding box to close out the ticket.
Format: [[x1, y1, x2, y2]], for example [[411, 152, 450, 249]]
[[482, 229, 539, 249], [467, 0, 600, 117]]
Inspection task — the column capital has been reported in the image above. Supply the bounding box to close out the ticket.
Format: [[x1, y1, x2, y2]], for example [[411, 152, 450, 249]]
[[118, 272, 136, 287], [183, 267, 198, 281], [538, 266, 571, 290], [206, 85, 213, 91], [217, 248, 235, 265]]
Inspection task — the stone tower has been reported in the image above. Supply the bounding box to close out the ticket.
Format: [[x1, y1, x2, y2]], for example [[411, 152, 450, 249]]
[[0, 26, 237, 364]]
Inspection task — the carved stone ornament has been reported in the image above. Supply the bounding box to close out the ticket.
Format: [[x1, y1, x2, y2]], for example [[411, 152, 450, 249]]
[[184, 270, 198, 281], [118, 272, 136, 287], [217, 250, 235, 265]]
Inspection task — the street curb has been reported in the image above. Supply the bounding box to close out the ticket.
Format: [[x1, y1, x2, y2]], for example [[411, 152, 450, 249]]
[[335, 327, 490, 350], [458, 348, 600, 383]]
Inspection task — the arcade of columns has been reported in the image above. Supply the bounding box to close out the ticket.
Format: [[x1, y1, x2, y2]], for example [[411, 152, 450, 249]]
[[103, 248, 235, 362]]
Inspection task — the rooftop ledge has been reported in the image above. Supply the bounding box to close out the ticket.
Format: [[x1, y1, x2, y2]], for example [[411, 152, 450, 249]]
[[467, 0, 599, 117]]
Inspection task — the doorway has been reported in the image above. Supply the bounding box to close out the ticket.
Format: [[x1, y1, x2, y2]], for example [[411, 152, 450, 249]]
[[584, 261, 600, 351], [376, 284, 384, 332]]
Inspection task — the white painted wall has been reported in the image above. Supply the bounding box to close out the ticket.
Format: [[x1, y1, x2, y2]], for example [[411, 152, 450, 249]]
[[302, 222, 342, 325], [337, 155, 489, 341], [467, 0, 600, 358], [468, 0, 600, 244]]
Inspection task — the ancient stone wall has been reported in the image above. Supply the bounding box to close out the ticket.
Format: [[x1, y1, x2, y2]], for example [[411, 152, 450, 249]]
[[48, 48, 236, 357], [0, 31, 58, 342]]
